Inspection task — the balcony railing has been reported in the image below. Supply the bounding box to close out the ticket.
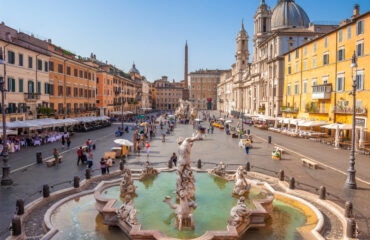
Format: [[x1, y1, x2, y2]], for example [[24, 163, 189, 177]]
[[312, 84, 332, 100], [305, 107, 328, 114], [280, 106, 299, 113], [24, 92, 41, 101], [333, 106, 367, 115]]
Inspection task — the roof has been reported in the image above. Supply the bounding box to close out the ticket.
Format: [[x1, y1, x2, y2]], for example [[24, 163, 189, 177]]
[[271, 0, 310, 30]]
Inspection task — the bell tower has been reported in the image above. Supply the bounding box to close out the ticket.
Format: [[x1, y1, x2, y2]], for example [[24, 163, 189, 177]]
[[253, 0, 272, 61], [235, 20, 249, 73]]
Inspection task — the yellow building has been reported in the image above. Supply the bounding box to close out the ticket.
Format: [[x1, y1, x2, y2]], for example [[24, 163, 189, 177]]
[[283, 6, 369, 136]]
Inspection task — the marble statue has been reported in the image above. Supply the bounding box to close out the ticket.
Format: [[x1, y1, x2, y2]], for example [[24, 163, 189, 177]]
[[139, 161, 158, 180], [175, 99, 198, 120], [163, 189, 197, 231], [211, 161, 227, 177], [228, 197, 251, 227], [116, 195, 139, 226], [120, 168, 136, 196], [232, 166, 250, 196]]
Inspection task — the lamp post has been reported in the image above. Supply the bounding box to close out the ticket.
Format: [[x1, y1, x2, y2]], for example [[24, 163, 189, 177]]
[[0, 48, 12, 186], [345, 51, 358, 189], [241, 88, 244, 132], [121, 89, 125, 132]]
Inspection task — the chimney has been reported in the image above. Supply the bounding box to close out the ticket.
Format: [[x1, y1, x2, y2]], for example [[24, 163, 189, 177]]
[[353, 4, 360, 18], [47, 39, 52, 43]]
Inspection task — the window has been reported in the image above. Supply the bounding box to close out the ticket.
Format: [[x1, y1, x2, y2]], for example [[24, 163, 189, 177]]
[[336, 75, 344, 91], [304, 46, 307, 56], [44, 83, 50, 94], [49, 84, 54, 96], [356, 20, 364, 35], [347, 26, 352, 40], [28, 56, 33, 68], [67, 66, 71, 75], [74, 87, 78, 97], [7, 51, 15, 64], [7, 78, 15, 92], [58, 64, 63, 73], [322, 76, 328, 84], [295, 62, 298, 72], [324, 36, 328, 48], [288, 53, 291, 62], [74, 69, 78, 77], [37, 82, 41, 93], [287, 84, 291, 96], [304, 59, 307, 70], [323, 53, 329, 65], [58, 85, 63, 96], [339, 29, 343, 43], [356, 41, 364, 57], [66, 86, 71, 96], [295, 49, 299, 58], [303, 80, 307, 94], [79, 70, 83, 78], [313, 56, 317, 68], [312, 78, 317, 86], [313, 42, 317, 52], [294, 83, 299, 95], [28, 81, 34, 93], [44, 61, 48, 72], [37, 59, 42, 71], [79, 88, 83, 97], [18, 53, 23, 66], [338, 48, 345, 61], [84, 71, 87, 79], [19, 79, 23, 92], [356, 71, 364, 90], [49, 61, 54, 71]]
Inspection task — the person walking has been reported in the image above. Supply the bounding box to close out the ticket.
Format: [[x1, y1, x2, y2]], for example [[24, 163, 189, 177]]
[[87, 150, 93, 169], [100, 158, 107, 175], [245, 144, 249, 155], [77, 147, 83, 165], [53, 148, 60, 168], [67, 137, 71, 148], [170, 152, 177, 167], [145, 141, 150, 157], [61, 135, 65, 148], [106, 157, 113, 174]]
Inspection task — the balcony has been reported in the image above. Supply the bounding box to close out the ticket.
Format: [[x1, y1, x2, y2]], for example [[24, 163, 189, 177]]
[[333, 106, 367, 115], [312, 84, 332, 100], [280, 106, 299, 113], [305, 107, 328, 114], [24, 93, 40, 101]]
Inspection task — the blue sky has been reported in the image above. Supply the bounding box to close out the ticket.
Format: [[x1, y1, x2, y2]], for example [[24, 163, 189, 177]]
[[0, 0, 369, 82]]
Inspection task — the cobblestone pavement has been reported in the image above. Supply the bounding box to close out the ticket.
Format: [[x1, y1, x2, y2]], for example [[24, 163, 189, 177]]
[[1, 116, 370, 239]]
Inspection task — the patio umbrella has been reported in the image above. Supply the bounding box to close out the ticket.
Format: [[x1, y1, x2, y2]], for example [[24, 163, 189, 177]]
[[194, 119, 202, 122], [225, 120, 232, 123], [114, 139, 133, 146], [334, 124, 340, 149], [219, 118, 225, 121]]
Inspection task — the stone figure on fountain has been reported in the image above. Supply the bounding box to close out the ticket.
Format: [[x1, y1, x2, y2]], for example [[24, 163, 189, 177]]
[[232, 166, 250, 196], [139, 161, 158, 180], [175, 99, 198, 120], [116, 195, 139, 226], [228, 197, 251, 227], [211, 161, 227, 177], [120, 168, 136, 196]]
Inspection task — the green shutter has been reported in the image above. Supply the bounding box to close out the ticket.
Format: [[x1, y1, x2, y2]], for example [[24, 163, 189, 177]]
[[19, 79, 23, 92], [12, 78, 15, 92], [37, 82, 41, 93]]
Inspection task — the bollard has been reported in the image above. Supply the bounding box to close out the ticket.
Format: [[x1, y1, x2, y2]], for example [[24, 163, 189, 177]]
[[278, 170, 284, 181], [346, 218, 356, 238], [197, 159, 202, 169], [43, 184, 50, 198], [85, 168, 91, 179], [319, 186, 326, 200], [73, 176, 80, 188], [345, 201, 353, 218], [268, 136, 272, 144], [289, 177, 295, 189], [36, 152, 42, 164], [168, 159, 173, 169], [247, 129, 250, 135], [11, 215, 22, 236], [120, 161, 124, 171], [245, 162, 250, 171], [15, 199, 24, 215]]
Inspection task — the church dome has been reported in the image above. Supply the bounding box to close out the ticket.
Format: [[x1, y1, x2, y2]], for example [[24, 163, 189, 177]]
[[130, 63, 140, 74], [271, 0, 310, 30]]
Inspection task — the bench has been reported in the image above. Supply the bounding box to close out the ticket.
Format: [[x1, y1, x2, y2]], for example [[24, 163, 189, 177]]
[[45, 156, 63, 167], [301, 158, 318, 169]]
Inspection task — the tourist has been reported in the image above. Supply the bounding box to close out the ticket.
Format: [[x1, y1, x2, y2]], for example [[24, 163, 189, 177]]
[[100, 158, 107, 175], [245, 144, 249, 155], [88, 139, 93, 150], [87, 150, 93, 169], [61, 135, 65, 148], [77, 147, 83, 165], [67, 137, 71, 148], [86, 139, 90, 149], [211, 126, 214, 134], [170, 152, 177, 166], [145, 141, 150, 157], [106, 157, 113, 174], [162, 132, 166, 143], [53, 148, 60, 167]]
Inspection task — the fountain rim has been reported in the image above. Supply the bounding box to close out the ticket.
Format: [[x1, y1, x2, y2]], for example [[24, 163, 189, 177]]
[[41, 168, 328, 240]]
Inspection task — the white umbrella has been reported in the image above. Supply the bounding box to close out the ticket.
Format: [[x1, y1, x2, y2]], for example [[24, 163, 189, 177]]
[[114, 139, 133, 146], [301, 121, 326, 127], [219, 118, 225, 121], [225, 120, 232, 123], [194, 118, 202, 122]]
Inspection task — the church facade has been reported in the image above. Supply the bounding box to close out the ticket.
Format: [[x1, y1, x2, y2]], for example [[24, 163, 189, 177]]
[[217, 0, 337, 117]]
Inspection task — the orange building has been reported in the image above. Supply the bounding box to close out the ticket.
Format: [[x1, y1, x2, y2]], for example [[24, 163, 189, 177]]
[[96, 66, 114, 116], [48, 44, 98, 118]]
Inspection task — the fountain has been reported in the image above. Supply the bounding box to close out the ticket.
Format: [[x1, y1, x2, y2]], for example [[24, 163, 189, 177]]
[[175, 99, 198, 120]]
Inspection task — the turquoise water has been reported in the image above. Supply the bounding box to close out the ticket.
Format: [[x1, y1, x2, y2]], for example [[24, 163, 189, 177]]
[[51, 172, 306, 239]]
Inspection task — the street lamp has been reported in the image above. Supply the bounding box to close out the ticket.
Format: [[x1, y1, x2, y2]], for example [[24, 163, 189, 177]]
[[241, 88, 244, 132], [345, 51, 358, 189], [0, 48, 12, 186], [121, 89, 125, 132]]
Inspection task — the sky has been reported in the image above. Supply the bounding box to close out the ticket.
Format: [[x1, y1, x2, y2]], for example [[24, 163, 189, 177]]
[[0, 0, 369, 82]]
